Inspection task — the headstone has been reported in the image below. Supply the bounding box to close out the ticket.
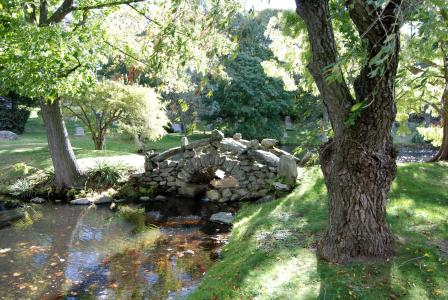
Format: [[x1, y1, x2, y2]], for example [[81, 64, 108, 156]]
[[285, 116, 293, 131], [0, 130, 18, 141], [278, 155, 298, 181], [172, 123, 182, 133], [74, 126, 85, 136], [181, 136, 189, 147]]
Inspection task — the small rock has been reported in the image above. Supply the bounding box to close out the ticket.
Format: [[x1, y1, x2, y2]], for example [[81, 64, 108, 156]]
[[109, 202, 117, 211], [221, 188, 232, 199], [0, 130, 18, 141], [261, 139, 277, 149], [210, 249, 223, 260], [146, 210, 164, 222], [184, 249, 195, 256], [114, 198, 126, 203], [154, 195, 168, 201], [206, 190, 221, 202], [256, 195, 274, 204], [70, 197, 93, 205], [139, 196, 151, 202], [30, 197, 46, 204], [273, 182, 291, 192], [209, 212, 234, 225], [54, 199, 62, 203], [233, 133, 242, 140], [250, 139, 260, 149]]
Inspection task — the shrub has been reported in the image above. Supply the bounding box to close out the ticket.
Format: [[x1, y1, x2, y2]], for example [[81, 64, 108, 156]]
[[0, 107, 30, 134], [85, 161, 133, 189]]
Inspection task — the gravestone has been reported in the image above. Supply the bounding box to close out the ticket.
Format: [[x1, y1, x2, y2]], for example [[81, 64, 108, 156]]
[[285, 116, 293, 131], [74, 126, 85, 136], [171, 123, 182, 133]]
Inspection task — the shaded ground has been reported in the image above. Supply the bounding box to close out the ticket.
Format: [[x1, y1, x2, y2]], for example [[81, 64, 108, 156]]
[[189, 164, 448, 300]]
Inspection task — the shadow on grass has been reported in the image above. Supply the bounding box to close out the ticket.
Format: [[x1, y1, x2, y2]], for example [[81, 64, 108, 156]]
[[189, 164, 448, 300]]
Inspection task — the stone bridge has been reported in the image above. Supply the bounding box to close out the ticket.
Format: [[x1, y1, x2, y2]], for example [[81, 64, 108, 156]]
[[136, 130, 299, 203]]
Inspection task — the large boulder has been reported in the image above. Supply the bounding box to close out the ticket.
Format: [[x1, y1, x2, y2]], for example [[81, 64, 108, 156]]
[[278, 155, 298, 181], [0, 131, 18, 141]]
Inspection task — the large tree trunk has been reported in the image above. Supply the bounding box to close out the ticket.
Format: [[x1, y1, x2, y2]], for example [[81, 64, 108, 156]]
[[296, 0, 402, 263], [40, 98, 83, 189]]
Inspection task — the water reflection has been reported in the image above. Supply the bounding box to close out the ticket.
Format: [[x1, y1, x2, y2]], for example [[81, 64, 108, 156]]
[[0, 204, 220, 299]]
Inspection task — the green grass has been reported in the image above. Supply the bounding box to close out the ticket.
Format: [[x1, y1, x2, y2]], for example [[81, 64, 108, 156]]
[[0, 114, 207, 191], [189, 164, 448, 300]]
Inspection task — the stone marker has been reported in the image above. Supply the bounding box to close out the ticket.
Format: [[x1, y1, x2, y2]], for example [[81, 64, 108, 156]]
[[285, 116, 293, 130], [172, 123, 182, 133], [74, 126, 85, 136], [181, 136, 189, 147], [0, 130, 17, 141], [278, 155, 298, 182]]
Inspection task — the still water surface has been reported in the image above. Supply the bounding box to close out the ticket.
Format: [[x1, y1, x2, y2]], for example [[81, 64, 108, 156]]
[[0, 204, 221, 300]]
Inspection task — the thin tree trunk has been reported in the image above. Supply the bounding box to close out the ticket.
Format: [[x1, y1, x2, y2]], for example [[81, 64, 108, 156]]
[[296, 0, 401, 263], [429, 40, 448, 161], [93, 132, 105, 150], [40, 98, 83, 189], [429, 89, 448, 161]]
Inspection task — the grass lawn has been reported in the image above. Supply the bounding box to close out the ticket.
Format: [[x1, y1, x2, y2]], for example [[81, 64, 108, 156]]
[[0, 114, 208, 191], [189, 164, 448, 300]]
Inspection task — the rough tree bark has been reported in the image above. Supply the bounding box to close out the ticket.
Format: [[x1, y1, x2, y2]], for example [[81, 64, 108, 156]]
[[296, 0, 402, 263], [40, 99, 83, 189]]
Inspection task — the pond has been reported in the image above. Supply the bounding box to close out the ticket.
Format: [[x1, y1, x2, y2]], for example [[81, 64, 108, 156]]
[[0, 201, 230, 300]]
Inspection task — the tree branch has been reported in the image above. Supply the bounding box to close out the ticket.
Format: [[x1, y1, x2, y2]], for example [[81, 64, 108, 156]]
[[47, 0, 73, 24]]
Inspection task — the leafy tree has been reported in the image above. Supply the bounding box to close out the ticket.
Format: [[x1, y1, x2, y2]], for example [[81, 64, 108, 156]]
[[202, 10, 296, 140], [396, 2, 448, 161], [296, 0, 404, 263], [63, 80, 167, 150], [203, 52, 294, 140], [0, 0, 237, 189]]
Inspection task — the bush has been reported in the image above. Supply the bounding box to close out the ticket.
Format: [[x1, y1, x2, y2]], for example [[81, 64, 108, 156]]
[[0, 107, 30, 134], [85, 161, 132, 189]]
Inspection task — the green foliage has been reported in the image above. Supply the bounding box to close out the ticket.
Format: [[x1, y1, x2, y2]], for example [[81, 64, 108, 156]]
[[9, 178, 34, 198], [417, 126, 443, 147], [0, 106, 31, 134], [203, 52, 294, 140], [85, 161, 132, 189], [63, 80, 168, 149]]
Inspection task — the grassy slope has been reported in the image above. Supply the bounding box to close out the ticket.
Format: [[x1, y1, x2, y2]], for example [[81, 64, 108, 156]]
[[189, 164, 448, 300], [0, 115, 207, 189]]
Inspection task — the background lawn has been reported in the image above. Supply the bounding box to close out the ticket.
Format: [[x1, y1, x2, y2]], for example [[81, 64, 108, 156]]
[[0, 113, 208, 192], [189, 164, 448, 300]]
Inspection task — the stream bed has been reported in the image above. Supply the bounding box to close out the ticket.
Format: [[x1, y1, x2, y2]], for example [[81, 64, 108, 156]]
[[0, 202, 228, 300]]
